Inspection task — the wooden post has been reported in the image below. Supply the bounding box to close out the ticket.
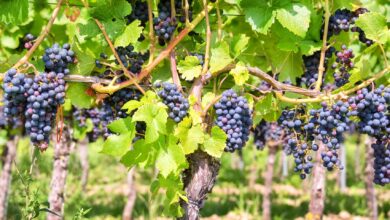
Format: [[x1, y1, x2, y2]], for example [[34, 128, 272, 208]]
[[47, 129, 72, 220], [78, 139, 89, 191], [262, 146, 277, 220], [0, 138, 18, 220], [308, 142, 326, 220], [364, 137, 378, 220], [123, 168, 137, 220]]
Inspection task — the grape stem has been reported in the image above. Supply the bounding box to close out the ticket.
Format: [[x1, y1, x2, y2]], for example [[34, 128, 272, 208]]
[[202, 94, 222, 117], [201, 0, 212, 75], [91, 4, 215, 94], [275, 65, 390, 104], [314, 0, 330, 92], [12, 0, 64, 69], [170, 50, 182, 91], [147, 0, 155, 64]]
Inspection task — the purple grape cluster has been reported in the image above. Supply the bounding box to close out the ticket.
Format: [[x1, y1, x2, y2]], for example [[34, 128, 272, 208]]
[[300, 47, 335, 89], [42, 43, 75, 74], [371, 139, 390, 185], [324, 8, 373, 46], [308, 101, 350, 171], [154, 0, 178, 46], [74, 107, 106, 142], [214, 89, 253, 152], [253, 120, 284, 150], [278, 108, 315, 179], [332, 45, 354, 87], [126, 0, 149, 25], [156, 82, 189, 123], [2, 69, 27, 128], [23, 71, 66, 150], [114, 45, 149, 74]]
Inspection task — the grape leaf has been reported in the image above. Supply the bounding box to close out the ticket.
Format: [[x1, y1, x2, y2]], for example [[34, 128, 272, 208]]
[[175, 118, 204, 154], [209, 42, 233, 73], [240, 0, 276, 34], [202, 126, 227, 158], [107, 117, 135, 134], [276, 4, 311, 38], [122, 100, 142, 113], [0, 0, 29, 25], [114, 20, 143, 47], [120, 139, 156, 167], [90, 0, 131, 21], [229, 62, 249, 86], [132, 103, 168, 143], [101, 132, 133, 157], [156, 135, 187, 177], [355, 12, 389, 44], [66, 83, 94, 108], [231, 34, 250, 57], [79, 19, 100, 38], [177, 56, 202, 81]]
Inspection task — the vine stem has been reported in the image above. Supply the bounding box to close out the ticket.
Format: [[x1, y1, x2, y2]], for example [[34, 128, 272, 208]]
[[147, 0, 155, 64], [216, 0, 222, 41], [275, 65, 390, 104], [202, 94, 222, 116], [201, 0, 211, 75], [12, 0, 64, 69], [184, 0, 190, 25], [91, 4, 214, 94], [314, 0, 330, 91], [170, 50, 182, 91], [93, 18, 146, 95]]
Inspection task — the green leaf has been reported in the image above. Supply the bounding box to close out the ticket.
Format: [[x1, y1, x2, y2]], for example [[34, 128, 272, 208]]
[[101, 132, 134, 157], [156, 135, 187, 177], [90, 0, 131, 21], [114, 20, 143, 47], [209, 42, 233, 73], [177, 56, 202, 81], [203, 126, 227, 158], [0, 0, 29, 25], [120, 139, 155, 167], [276, 4, 311, 38], [122, 100, 142, 114], [253, 93, 280, 123], [240, 0, 276, 34], [103, 19, 127, 40], [79, 19, 100, 38], [231, 34, 250, 56], [229, 62, 249, 86], [175, 118, 204, 154], [108, 117, 135, 134], [201, 92, 215, 109], [132, 104, 168, 143], [355, 12, 389, 44], [275, 51, 303, 83], [66, 83, 94, 108], [69, 42, 96, 76]]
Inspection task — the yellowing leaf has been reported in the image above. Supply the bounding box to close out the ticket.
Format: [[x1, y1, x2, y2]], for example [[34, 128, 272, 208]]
[[229, 62, 249, 86], [177, 56, 202, 81]]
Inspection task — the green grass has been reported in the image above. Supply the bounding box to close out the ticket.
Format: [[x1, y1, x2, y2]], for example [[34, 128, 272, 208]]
[[4, 136, 390, 219]]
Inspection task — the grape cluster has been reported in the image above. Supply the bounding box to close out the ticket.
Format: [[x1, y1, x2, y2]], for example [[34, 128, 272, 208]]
[[326, 9, 354, 37], [324, 8, 373, 46], [278, 108, 315, 179], [309, 101, 350, 171], [156, 82, 189, 123], [24, 71, 66, 150], [74, 107, 105, 142], [214, 89, 252, 152], [253, 120, 284, 150], [126, 0, 149, 25], [105, 88, 142, 118], [351, 8, 373, 46], [351, 87, 389, 137], [42, 43, 75, 74], [154, 0, 178, 46], [2, 69, 27, 128], [332, 45, 354, 87], [115, 45, 149, 74], [300, 47, 334, 89], [23, 34, 35, 50], [372, 139, 390, 185]]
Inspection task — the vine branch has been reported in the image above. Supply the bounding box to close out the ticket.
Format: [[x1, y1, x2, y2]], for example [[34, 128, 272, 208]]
[[91, 4, 215, 94], [147, 0, 155, 64], [201, 0, 211, 75], [314, 0, 330, 91], [170, 50, 182, 91], [12, 0, 64, 69]]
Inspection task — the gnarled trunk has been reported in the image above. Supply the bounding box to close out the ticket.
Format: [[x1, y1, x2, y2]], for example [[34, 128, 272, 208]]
[[364, 137, 377, 220], [47, 129, 71, 220], [308, 142, 326, 220], [262, 146, 277, 220], [0, 138, 18, 220], [179, 151, 220, 220], [123, 168, 137, 220]]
